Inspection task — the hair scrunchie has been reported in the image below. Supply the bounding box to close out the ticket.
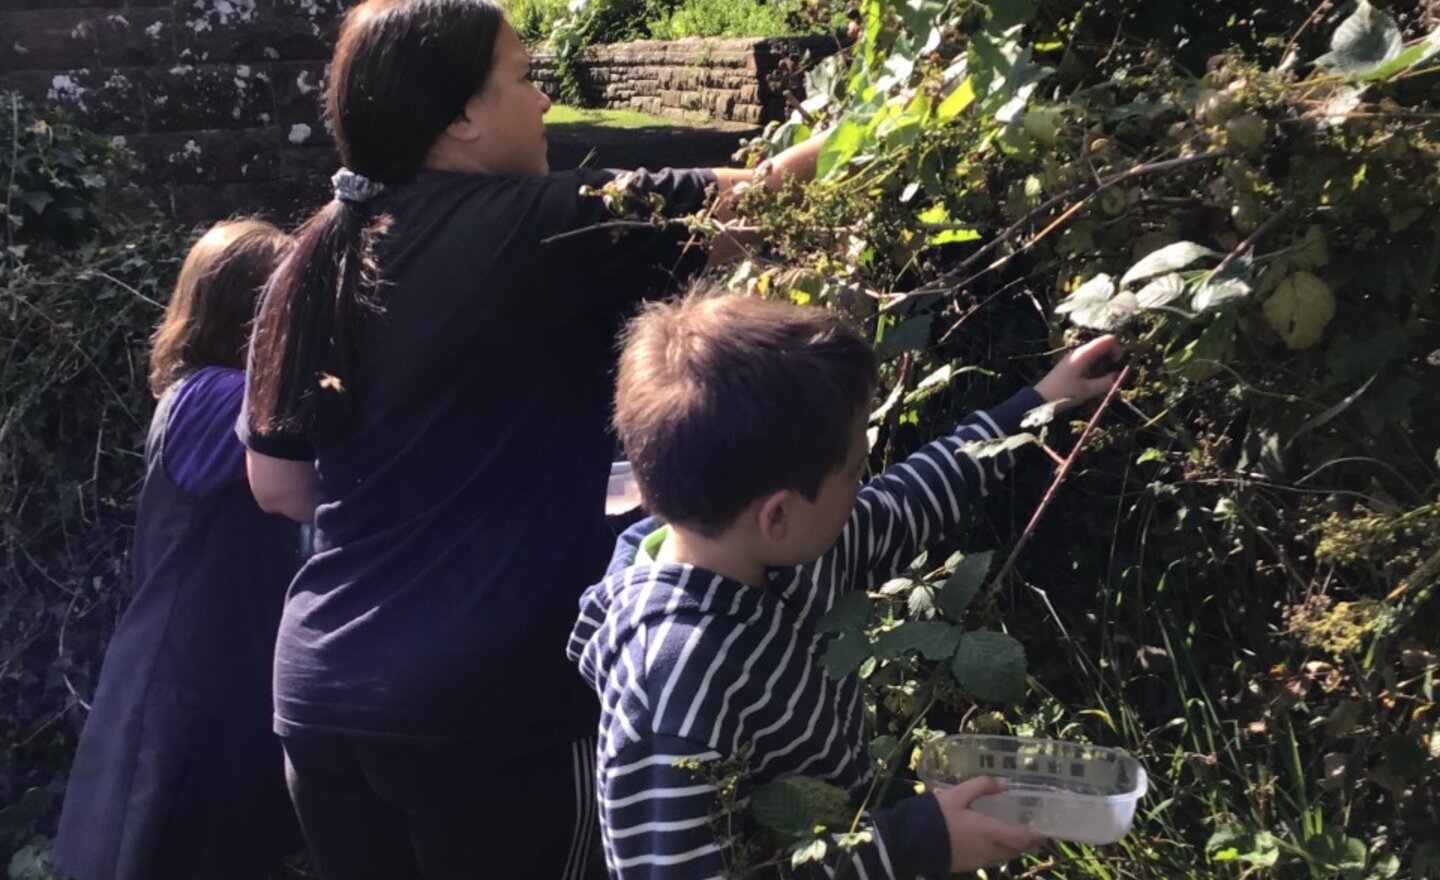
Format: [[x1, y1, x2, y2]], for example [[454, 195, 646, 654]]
[[332, 168, 386, 205]]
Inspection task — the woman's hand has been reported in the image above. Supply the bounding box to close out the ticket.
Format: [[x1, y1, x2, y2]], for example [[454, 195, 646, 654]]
[[1034, 335, 1126, 410], [934, 777, 1048, 872]]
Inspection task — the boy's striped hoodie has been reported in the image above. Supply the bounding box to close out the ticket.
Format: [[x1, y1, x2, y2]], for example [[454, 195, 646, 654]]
[[568, 388, 1042, 879]]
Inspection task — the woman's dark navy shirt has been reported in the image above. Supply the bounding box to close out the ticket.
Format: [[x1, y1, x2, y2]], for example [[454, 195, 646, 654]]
[[240, 167, 715, 746]]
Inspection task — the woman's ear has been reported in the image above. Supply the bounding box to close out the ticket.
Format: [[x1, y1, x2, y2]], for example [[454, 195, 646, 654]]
[[445, 94, 486, 143], [755, 490, 794, 545]]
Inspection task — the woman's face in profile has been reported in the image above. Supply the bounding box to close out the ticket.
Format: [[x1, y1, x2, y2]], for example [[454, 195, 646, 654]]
[[453, 22, 553, 177]]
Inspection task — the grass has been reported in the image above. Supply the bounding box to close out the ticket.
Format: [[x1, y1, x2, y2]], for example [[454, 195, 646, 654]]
[[546, 105, 685, 129]]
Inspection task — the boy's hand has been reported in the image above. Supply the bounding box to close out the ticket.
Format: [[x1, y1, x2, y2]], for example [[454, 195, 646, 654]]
[[1034, 335, 1125, 410], [935, 777, 1048, 872]]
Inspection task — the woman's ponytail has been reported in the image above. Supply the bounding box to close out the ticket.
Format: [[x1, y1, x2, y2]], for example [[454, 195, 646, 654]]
[[245, 0, 504, 443]]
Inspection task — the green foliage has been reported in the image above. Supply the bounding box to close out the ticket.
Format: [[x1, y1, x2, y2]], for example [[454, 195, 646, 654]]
[[703, 0, 1440, 875], [648, 0, 792, 40], [1, 96, 191, 870]]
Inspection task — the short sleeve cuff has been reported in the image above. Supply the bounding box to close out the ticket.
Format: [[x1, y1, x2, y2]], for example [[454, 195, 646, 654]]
[[235, 402, 315, 462]]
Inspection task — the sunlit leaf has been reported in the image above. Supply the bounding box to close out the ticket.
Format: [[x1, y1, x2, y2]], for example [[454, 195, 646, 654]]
[[1315, 0, 1403, 77], [1120, 242, 1216, 286], [1135, 273, 1188, 309]]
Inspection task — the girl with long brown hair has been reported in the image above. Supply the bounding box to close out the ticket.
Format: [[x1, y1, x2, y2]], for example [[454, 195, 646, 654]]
[[53, 220, 302, 880], [239, 0, 827, 876]]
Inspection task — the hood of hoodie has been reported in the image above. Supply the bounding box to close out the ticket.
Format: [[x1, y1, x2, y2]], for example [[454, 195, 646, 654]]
[[567, 515, 793, 696]]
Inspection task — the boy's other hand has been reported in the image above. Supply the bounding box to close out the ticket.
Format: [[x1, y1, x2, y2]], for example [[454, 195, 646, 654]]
[[935, 777, 1048, 872], [1034, 335, 1125, 410]]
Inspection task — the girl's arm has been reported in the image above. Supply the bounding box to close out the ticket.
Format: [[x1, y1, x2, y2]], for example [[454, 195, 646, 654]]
[[246, 450, 319, 525]]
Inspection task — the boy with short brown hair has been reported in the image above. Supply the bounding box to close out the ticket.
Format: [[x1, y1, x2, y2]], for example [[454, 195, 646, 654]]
[[569, 292, 1121, 879]]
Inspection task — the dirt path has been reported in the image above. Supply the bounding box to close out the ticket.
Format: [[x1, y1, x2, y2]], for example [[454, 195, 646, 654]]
[[547, 119, 761, 171]]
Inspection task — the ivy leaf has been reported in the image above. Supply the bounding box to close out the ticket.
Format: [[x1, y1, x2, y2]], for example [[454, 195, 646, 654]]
[[818, 592, 874, 634], [937, 550, 993, 619], [1315, 0, 1404, 77], [962, 433, 1038, 459], [821, 630, 873, 679], [1120, 241, 1216, 286], [874, 620, 964, 660], [951, 629, 1027, 703], [1135, 273, 1188, 309]]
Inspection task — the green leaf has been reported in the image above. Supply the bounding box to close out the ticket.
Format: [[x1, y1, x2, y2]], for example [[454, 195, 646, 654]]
[[936, 77, 976, 122], [879, 313, 933, 354], [790, 837, 829, 867], [818, 116, 872, 181], [1191, 277, 1251, 312], [985, 0, 1035, 32], [951, 629, 1027, 703], [1176, 316, 1235, 382], [895, 0, 947, 40], [928, 227, 982, 246], [907, 584, 937, 618], [818, 591, 874, 634], [1056, 273, 1136, 330], [20, 190, 54, 215], [903, 363, 980, 404], [874, 620, 964, 660], [1020, 400, 1061, 429], [1206, 825, 1281, 866], [820, 630, 873, 680], [1301, 829, 1368, 878], [752, 780, 816, 836], [870, 734, 901, 766], [1135, 273, 1188, 309], [937, 550, 994, 619], [961, 433, 1038, 459], [1120, 241, 1216, 286], [1315, 0, 1404, 77]]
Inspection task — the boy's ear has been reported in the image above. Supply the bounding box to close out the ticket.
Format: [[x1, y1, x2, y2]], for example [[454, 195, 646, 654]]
[[755, 490, 794, 544]]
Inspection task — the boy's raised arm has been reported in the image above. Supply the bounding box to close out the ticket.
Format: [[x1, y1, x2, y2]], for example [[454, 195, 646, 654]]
[[846, 336, 1123, 587], [603, 736, 951, 880]]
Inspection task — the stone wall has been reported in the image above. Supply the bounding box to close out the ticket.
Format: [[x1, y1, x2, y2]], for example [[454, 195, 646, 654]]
[[532, 35, 844, 125], [1, 0, 842, 223], [0, 0, 347, 224]]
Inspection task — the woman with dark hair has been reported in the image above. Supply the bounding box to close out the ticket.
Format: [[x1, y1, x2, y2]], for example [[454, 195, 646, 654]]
[[240, 0, 826, 876], [53, 220, 302, 880]]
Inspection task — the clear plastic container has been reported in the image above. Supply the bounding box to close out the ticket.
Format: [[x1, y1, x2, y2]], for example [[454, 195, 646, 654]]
[[606, 461, 642, 516], [916, 734, 1147, 845]]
